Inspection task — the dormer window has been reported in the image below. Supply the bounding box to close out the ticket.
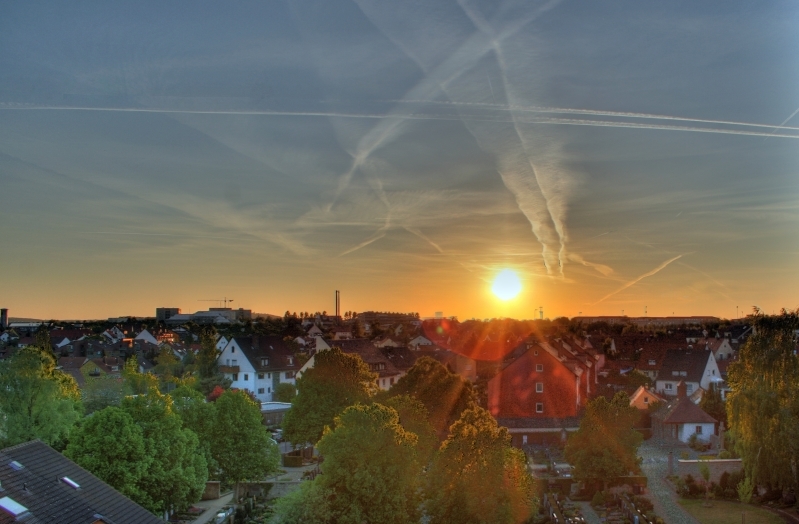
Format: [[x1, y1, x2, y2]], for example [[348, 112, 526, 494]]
[[648, 359, 656, 366], [287, 357, 294, 366], [672, 371, 679, 376], [261, 358, 269, 366]]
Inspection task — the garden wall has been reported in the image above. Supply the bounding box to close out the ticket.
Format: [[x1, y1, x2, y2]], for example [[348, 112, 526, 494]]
[[677, 459, 742, 483]]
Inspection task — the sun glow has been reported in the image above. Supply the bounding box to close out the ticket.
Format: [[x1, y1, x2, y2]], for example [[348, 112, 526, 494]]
[[491, 269, 523, 301]]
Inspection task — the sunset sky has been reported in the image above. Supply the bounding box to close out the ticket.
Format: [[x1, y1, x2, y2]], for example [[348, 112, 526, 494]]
[[1, 1, 798, 321]]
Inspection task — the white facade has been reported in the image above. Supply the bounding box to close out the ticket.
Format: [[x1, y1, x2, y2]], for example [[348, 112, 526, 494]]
[[135, 329, 158, 345], [677, 422, 715, 443], [656, 352, 720, 397], [217, 339, 297, 403]]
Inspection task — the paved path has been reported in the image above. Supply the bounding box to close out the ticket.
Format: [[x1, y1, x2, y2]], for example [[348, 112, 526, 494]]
[[190, 492, 234, 524], [639, 441, 700, 524], [575, 501, 602, 524]]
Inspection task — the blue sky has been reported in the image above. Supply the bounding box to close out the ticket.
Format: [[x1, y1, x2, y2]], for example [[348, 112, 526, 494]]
[[1, 0, 797, 320]]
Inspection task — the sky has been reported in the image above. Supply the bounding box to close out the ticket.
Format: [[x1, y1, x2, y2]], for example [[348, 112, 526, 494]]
[[1, 1, 798, 321]]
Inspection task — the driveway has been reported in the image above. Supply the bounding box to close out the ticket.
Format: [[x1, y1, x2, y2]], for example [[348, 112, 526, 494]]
[[639, 440, 700, 524]]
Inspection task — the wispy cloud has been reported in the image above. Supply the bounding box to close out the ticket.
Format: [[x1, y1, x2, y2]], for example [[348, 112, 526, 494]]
[[592, 254, 684, 305]]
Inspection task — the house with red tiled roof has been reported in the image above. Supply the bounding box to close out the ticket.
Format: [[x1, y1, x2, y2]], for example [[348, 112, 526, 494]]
[[652, 381, 717, 443], [487, 340, 588, 446], [629, 385, 665, 411]]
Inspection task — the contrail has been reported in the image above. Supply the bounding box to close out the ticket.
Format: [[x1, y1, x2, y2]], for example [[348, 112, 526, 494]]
[[764, 105, 799, 140], [567, 253, 614, 277], [338, 229, 387, 257], [2, 105, 798, 138], [404, 227, 444, 253], [592, 254, 683, 305], [394, 99, 799, 132]]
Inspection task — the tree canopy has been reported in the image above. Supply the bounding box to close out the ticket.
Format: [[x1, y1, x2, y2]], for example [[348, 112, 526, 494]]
[[0, 346, 82, 449], [207, 389, 280, 486], [564, 392, 642, 484], [65, 407, 150, 503], [384, 356, 477, 437], [425, 406, 535, 524], [313, 403, 422, 524], [282, 347, 377, 445], [120, 390, 208, 514], [727, 309, 799, 491]]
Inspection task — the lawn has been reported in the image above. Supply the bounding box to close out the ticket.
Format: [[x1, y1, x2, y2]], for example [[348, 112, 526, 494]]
[[679, 499, 784, 524]]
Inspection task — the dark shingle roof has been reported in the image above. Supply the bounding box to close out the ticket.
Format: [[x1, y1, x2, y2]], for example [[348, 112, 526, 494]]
[[656, 396, 717, 425], [0, 440, 164, 524], [658, 350, 712, 384]]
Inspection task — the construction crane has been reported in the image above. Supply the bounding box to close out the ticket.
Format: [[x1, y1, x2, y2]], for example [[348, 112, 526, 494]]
[[198, 297, 234, 308]]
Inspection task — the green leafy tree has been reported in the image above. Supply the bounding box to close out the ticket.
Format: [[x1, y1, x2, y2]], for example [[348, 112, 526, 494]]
[[171, 386, 219, 476], [313, 403, 421, 524], [282, 347, 377, 446], [64, 407, 150, 502], [209, 390, 280, 491], [727, 309, 799, 492], [700, 381, 726, 427], [121, 389, 208, 514], [0, 346, 83, 449], [564, 392, 642, 487], [383, 395, 438, 464], [271, 481, 335, 524], [197, 329, 220, 379], [82, 376, 125, 414], [273, 382, 297, 403], [385, 356, 477, 437], [122, 355, 158, 395], [425, 406, 535, 524]]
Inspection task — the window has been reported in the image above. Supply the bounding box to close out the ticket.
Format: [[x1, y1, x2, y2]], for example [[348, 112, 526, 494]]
[[687, 384, 693, 392], [536, 382, 543, 393], [534, 350, 539, 356], [258, 373, 264, 379], [644, 396, 649, 404], [536, 403, 544, 413], [244, 373, 249, 381], [680, 371, 687, 376], [232, 359, 237, 366], [712, 369, 716, 375], [536, 364, 543, 372], [232, 347, 235, 353], [287, 356, 294, 365], [268, 372, 271, 379], [648, 359, 656, 365], [285, 371, 295, 379], [261, 357, 268, 366], [672, 371, 679, 376], [696, 425, 703, 435], [232, 373, 238, 381], [665, 383, 673, 390], [522, 435, 528, 445], [258, 388, 265, 394]]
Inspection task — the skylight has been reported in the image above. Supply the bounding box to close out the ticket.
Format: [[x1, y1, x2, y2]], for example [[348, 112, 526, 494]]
[[0, 496, 28, 517], [61, 477, 80, 489], [8, 461, 23, 471]]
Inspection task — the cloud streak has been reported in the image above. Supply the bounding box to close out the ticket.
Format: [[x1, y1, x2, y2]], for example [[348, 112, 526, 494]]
[[592, 254, 684, 305]]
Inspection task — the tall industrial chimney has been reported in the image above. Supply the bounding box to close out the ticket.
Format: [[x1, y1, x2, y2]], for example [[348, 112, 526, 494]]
[[335, 290, 340, 320], [0, 308, 7, 329]]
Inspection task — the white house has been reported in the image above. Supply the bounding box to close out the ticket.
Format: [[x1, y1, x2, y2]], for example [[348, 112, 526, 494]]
[[216, 336, 229, 351], [218, 335, 298, 402], [652, 382, 717, 443], [655, 349, 720, 397]]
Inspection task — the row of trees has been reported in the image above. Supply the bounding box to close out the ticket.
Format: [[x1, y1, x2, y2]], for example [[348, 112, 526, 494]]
[[275, 348, 536, 524]]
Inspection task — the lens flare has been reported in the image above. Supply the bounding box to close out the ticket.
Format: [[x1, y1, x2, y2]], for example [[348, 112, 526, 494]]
[[492, 269, 522, 300]]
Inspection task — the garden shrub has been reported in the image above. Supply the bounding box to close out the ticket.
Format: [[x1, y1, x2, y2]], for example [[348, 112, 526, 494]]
[[591, 491, 606, 507]]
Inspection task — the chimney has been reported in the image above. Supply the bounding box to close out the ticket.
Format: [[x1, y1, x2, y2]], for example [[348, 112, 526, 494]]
[[0, 308, 7, 329], [677, 380, 687, 399]]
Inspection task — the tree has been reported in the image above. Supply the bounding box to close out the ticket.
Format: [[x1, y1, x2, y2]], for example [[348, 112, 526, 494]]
[[700, 381, 726, 427], [313, 403, 421, 524], [383, 395, 438, 464], [82, 375, 125, 414], [208, 390, 280, 491], [197, 329, 220, 379], [120, 390, 208, 514], [565, 392, 642, 487], [271, 481, 335, 524], [282, 347, 377, 446], [273, 382, 297, 403], [425, 406, 535, 524], [0, 346, 83, 449], [385, 356, 477, 437], [727, 309, 799, 492], [64, 407, 150, 502], [122, 355, 158, 395], [171, 385, 218, 476]]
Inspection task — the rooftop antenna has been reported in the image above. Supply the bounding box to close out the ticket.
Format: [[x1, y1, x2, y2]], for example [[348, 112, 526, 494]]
[[198, 297, 234, 308]]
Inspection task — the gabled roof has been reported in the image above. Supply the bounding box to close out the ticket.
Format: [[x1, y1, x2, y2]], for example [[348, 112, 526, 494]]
[[330, 339, 402, 377], [379, 346, 418, 372], [232, 336, 298, 372], [656, 395, 717, 425], [0, 440, 164, 524], [657, 350, 712, 384]]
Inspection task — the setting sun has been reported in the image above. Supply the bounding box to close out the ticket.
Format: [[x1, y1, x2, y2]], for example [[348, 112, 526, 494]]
[[492, 269, 523, 301]]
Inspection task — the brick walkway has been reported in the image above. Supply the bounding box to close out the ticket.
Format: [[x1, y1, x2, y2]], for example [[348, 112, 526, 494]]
[[639, 440, 700, 524]]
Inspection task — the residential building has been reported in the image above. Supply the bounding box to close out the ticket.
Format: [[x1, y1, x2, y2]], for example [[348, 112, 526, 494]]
[[651, 381, 717, 443], [217, 336, 298, 402], [655, 349, 720, 397], [0, 440, 164, 523]]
